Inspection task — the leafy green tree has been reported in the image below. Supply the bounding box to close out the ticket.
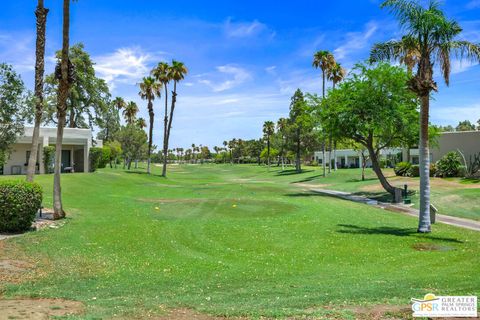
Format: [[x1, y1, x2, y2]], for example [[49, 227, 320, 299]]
[[263, 121, 275, 168], [44, 43, 110, 129], [276, 118, 289, 170], [104, 140, 122, 168], [26, 0, 49, 182], [115, 125, 148, 170], [371, 0, 480, 232], [0, 64, 29, 167], [320, 62, 419, 196], [139, 76, 161, 174], [455, 120, 476, 132], [288, 89, 313, 173], [96, 100, 122, 142]]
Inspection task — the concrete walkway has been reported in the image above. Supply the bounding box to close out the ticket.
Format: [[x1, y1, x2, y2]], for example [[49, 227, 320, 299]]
[[307, 188, 480, 232]]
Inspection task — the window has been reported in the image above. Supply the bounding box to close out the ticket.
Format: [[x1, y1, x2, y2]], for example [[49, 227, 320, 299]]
[[411, 156, 419, 165]]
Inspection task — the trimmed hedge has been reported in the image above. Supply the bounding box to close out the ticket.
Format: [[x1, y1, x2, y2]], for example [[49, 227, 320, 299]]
[[0, 181, 42, 232], [89, 147, 103, 172], [43, 146, 55, 174]]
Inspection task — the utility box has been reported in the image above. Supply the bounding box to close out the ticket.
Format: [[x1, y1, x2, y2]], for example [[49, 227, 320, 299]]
[[430, 204, 438, 224]]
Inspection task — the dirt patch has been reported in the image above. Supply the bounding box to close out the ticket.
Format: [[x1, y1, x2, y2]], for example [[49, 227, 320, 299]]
[[154, 308, 244, 320], [348, 305, 411, 320], [0, 259, 33, 284], [0, 299, 84, 319], [412, 242, 455, 252], [138, 198, 209, 204], [294, 182, 330, 190]]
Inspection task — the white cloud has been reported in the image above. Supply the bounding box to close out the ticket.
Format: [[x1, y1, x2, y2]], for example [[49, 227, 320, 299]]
[[0, 31, 35, 73], [93, 47, 163, 90], [198, 65, 252, 92], [466, 0, 480, 9], [333, 21, 378, 60], [451, 59, 477, 74], [265, 66, 277, 75], [224, 18, 272, 38]]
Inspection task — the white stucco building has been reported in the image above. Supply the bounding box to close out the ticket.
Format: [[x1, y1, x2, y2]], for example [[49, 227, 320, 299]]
[[1, 127, 101, 175], [314, 131, 480, 169]]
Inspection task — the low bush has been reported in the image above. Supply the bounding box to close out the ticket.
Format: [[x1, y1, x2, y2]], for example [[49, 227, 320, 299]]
[[394, 161, 411, 176], [430, 163, 437, 177], [436, 151, 462, 177], [99, 147, 111, 169], [0, 181, 42, 232], [410, 165, 420, 177]]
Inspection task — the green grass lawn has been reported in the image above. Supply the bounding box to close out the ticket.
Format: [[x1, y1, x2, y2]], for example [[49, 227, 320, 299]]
[[1, 164, 479, 319], [293, 166, 480, 221]]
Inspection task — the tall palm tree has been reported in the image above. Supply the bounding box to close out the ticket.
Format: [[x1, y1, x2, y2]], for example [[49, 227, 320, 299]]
[[123, 101, 139, 125], [53, 0, 74, 219], [136, 117, 147, 129], [371, 0, 480, 233], [139, 76, 161, 174], [163, 60, 188, 176], [222, 140, 228, 164], [26, 0, 49, 182], [191, 143, 196, 163], [151, 62, 171, 176], [327, 62, 347, 171], [313, 50, 336, 177], [263, 121, 275, 168], [113, 96, 126, 110]]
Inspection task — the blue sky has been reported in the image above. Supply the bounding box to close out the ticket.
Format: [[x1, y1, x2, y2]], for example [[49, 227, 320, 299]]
[[1, 0, 480, 149]]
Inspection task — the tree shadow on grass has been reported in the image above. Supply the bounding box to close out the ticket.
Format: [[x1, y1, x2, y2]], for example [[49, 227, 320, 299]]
[[337, 224, 463, 243], [123, 170, 164, 178], [291, 174, 326, 183], [346, 177, 378, 182], [351, 191, 392, 203], [275, 169, 313, 176]]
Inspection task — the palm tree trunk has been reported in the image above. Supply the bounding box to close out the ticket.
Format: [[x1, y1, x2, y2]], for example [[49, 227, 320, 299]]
[[147, 100, 154, 174], [163, 81, 177, 176], [333, 140, 337, 171], [366, 144, 396, 196], [27, 0, 48, 182], [53, 0, 70, 220], [328, 135, 332, 174], [418, 94, 431, 232], [322, 140, 326, 177], [162, 84, 168, 177], [267, 137, 270, 168]]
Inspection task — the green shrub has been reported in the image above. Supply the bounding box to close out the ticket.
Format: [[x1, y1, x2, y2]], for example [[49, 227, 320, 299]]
[[410, 165, 420, 177], [394, 162, 411, 176], [99, 147, 111, 169], [0, 181, 42, 232], [89, 147, 103, 172], [436, 151, 462, 177], [43, 146, 55, 174], [430, 163, 436, 177], [311, 160, 319, 167], [379, 158, 387, 169]]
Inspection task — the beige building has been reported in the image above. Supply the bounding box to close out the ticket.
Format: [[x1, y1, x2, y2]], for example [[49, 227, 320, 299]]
[[315, 131, 480, 168], [1, 127, 101, 175]]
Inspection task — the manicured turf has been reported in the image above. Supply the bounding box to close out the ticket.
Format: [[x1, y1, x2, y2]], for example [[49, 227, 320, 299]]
[[1, 164, 479, 319], [296, 167, 480, 221]]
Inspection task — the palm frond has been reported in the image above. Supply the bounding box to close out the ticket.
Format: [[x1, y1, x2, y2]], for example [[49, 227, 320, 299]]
[[381, 0, 423, 29]]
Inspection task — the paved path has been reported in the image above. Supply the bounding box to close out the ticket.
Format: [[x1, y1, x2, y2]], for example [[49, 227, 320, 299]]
[[305, 187, 480, 232]]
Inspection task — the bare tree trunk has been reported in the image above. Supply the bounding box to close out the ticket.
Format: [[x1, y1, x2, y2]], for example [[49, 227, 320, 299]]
[[27, 0, 48, 182], [418, 94, 431, 232], [267, 137, 270, 169], [162, 84, 168, 177], [360, 151, 367, 181], [147, 100, 154, 174], [295, 129, 301, 173], [53, 0, 71, 220], [366, 144, 396, 196]]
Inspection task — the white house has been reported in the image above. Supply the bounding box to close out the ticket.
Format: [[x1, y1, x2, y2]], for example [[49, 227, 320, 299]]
[[314, 131, 480, 169], [1, 127, 102, 175]]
